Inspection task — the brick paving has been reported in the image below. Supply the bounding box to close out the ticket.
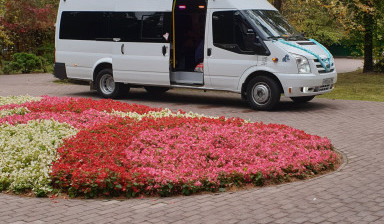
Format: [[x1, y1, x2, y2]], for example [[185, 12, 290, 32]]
[[1, 73, 384, 223]]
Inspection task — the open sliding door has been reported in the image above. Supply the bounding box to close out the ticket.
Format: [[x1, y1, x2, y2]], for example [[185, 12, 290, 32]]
[[112, 0, 173, 86], [170, 0, 207, 86]]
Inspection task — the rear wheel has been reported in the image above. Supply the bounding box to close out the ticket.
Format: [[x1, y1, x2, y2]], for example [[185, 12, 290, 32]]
[[291, 96, 316, 103], [144, 86, 170, 95], [246, 76, 281, 110], [96, 68, 124, 98]]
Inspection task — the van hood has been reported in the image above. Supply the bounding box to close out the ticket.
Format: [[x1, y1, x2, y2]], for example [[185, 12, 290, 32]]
[[274, 40, 333, 60]]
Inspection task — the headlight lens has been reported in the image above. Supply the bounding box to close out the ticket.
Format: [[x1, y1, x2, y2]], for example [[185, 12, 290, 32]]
[[294, 55, 311, 74]]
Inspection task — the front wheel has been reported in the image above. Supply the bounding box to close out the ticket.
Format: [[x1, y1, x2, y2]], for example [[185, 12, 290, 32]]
[[290, 96, 316, 103], [246, 76, 281, 110], [96, 68, 123, 99]]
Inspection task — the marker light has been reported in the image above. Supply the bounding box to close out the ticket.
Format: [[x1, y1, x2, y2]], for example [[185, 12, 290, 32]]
[[179, 5, 186, 9], [272, 58, 279, 63], [199, 5, 205, 9]]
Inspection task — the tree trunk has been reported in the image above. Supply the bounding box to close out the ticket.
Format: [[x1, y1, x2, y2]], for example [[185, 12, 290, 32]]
[[363, 8, 374, 72], [273, 0, 283, 12]]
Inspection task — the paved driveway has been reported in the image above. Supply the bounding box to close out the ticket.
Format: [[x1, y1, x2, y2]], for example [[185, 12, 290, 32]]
[[1, 73, 384, 224], [334, 58, 363, 73]]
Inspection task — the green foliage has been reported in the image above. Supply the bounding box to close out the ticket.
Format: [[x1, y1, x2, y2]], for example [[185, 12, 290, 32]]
[[3, 52, 42, 74], [0, 25, 12, 46], [373, 20, 384, 71], [251, 172, 264, 186], [2, 61, 13, 74], [33, 42, 55, 64], [0, 0, 5, 16], [0, 0, 56, 57], [316, 0, 384, 72], [268, 0, 384, 72], [278, 0, 346, 46], [374, 57, 384, 72]]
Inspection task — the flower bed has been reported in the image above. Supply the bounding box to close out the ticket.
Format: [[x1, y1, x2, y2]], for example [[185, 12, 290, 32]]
[[0, 96, 339, 198]]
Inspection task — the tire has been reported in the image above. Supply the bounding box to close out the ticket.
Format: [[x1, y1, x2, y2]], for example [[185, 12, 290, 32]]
[[96, 68, 123, 99], [241, 91, 247, 102], [144, 86, 170, 95], [246, 76, 281, 110], [290, 96, 315, 103]]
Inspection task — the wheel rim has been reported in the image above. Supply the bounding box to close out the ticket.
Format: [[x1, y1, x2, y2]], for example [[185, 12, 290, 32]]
[[99, 74, 115, 95], [252, 82, 271, 105]]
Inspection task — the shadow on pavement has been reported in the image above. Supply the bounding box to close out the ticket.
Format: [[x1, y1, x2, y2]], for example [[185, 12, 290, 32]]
[[69, 88, 334, 113]]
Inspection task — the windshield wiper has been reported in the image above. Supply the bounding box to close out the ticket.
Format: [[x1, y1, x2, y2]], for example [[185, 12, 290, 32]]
[[267, 36, 286, 40], [288, 34, 306, 41], [268, 35, 306, 41]]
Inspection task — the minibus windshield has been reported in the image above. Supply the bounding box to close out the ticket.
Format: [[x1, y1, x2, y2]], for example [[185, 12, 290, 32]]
[[243, 10, 305, 41]]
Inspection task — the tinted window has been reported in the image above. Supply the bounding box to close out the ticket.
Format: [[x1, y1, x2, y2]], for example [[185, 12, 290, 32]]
[[141, 13, 164, 40], [60, 11, 170, 43], [212, 11, 255, 54], [112, 12, 141, 42], [60, 12, 111, 41]]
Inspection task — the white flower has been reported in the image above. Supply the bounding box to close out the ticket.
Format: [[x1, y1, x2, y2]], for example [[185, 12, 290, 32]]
[[0, 120, 78, 195], [0, 95, 41, 106], [110, 109, 219, 120]]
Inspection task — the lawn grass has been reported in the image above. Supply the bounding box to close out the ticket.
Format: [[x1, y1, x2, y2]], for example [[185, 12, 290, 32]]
[[319, 70, 384, 102]]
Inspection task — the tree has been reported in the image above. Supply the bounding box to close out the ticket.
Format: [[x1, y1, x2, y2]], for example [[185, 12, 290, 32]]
[[0, 0, 6, 16], [269, 0, 384, 73], [272, 0, 283, 11], [268, 0, 346, 45], [0, 0, 56, 54], [317, 0, 384, 72]]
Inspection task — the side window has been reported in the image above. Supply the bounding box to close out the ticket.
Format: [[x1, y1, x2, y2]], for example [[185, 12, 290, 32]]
[[112, 12, 141, 42], [112, 12, 170, 43], [141, 13, 164, 40], [212, 11, 255, 54], [60, 12, 111, 40], [60, 11, 171, 43]]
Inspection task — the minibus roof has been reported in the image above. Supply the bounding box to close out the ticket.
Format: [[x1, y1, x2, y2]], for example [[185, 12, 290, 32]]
[[59, 0, 174, 12], [59, 0, 277, 12], [208, 0, 277, 11]]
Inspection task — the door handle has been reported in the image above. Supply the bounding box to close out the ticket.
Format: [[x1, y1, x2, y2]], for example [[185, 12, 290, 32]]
[[207, 48, 212, 56], [162, 45, 167, 56], [121, 44, 125, 55]]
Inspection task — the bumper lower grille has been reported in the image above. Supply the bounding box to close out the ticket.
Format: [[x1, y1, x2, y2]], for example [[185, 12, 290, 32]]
[[317, 84, 333, 92]]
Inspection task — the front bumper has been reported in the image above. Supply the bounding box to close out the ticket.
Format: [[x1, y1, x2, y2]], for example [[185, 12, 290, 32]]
[[277, 71, 337, 97]]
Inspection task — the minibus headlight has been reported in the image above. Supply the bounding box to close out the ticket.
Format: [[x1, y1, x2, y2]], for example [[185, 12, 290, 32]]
[[294, 55, 311, 74]]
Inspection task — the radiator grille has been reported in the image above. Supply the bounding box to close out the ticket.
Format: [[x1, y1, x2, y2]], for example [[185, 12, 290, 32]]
[[314, 59, 335, 74]]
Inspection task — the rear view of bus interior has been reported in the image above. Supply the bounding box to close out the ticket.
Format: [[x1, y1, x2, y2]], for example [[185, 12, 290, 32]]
[[170, 0, 207, 85]]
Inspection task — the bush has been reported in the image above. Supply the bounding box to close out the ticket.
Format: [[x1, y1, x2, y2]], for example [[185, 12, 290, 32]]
[[39, 56, 48, 73], [3, 52, 42, 74], [374, 57, 384, 72], [2, 61, 13, 74], [34, 43, 55, 65]]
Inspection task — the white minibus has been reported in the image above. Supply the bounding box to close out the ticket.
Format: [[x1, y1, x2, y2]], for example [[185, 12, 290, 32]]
[[54, 0, 337, 110]]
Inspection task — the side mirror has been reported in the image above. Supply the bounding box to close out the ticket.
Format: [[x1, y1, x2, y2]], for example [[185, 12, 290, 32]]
[[244, 31, 268, 55], [244, 29, 258, 51]]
